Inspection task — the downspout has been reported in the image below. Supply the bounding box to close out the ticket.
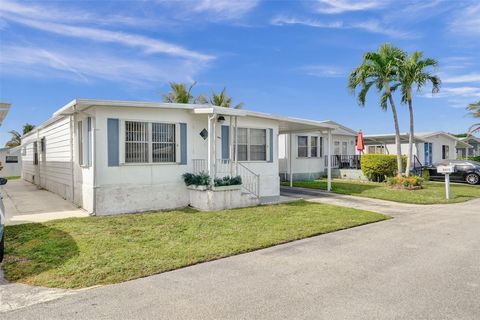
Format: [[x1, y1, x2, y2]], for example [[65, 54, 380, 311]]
[[70, 113, 75, 204]]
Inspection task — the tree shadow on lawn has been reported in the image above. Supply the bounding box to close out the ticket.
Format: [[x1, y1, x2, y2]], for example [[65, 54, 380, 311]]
[[2, 223, 79, 285]]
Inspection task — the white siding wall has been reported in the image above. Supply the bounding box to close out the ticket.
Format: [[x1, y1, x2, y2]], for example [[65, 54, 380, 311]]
[[0, 148, 22, 177], [21, 117, 74, 200], [279, 132, 355, 180], [94, 107, 280, 215]]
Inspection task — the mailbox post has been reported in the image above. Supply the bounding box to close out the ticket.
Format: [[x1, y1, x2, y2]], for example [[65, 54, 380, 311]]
[[436, 165, 455, 200]]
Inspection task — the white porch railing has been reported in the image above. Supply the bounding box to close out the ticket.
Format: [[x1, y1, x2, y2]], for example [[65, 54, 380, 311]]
[[191, 158, 260, 198]]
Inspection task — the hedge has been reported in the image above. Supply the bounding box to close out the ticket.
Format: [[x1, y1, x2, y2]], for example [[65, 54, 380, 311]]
[[459, 156, 480, 162], [361, 154, 407, 182]]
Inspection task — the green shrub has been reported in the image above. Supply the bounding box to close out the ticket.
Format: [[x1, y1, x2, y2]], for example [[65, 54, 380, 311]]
[[422, 168, 430, 181], [361, 154, 407, 182], [387, 176, 423, 189], [182, 172, 210, 186], [467, 156, 480, 162], [214, 176, 242, 187]]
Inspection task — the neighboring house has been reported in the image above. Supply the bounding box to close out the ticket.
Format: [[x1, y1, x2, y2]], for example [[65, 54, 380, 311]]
[[278, 122, 357, 181], [20, 99, 338, 215], [0, 147, 22, 177], [456, 136, 480, 158], [363, 131, 470, 167]]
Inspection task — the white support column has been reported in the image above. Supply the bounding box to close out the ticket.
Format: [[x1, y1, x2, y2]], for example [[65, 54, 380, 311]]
[[327, 129, 332, 192], [229, 116, 233, 176], [207, 114, 215, 177], [234, 116, 238, 176], [289, 133, 293, 187], [212, 114, 217, 179]]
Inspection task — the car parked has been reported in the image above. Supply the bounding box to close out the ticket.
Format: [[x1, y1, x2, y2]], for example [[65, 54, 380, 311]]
[[0, 177, 7, 263], [427, 160, 480, 185]]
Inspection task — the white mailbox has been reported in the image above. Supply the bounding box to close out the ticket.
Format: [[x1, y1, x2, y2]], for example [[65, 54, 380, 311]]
[[437, 165, 455, 174]]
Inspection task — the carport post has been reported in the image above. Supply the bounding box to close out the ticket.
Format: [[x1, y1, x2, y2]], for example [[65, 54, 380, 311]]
[[327, 129, 332, 192], [289, 133, 293, 187]]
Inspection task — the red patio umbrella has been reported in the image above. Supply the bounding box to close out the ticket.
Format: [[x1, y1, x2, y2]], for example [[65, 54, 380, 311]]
[[356, 130, 365, 154]]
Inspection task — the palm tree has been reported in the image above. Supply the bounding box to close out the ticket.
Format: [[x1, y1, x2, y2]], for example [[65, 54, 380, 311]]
[[162, 81, 203, 104], [198, 87, 243, 109], [348, 43, 406, 176], [398, 51, 440, 175], [5, 130, 21, 148], [466, 101, 480, 134], [23, 123, 35, 135]]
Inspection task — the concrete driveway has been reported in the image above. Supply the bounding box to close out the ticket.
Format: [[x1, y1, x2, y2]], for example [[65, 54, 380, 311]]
[[1, 179, 89, 225], [2, 192, 479, 319]]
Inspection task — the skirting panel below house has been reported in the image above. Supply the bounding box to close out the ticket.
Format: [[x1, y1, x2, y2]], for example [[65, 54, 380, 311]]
[[279, 172, 325, 181], [330, 169, 367, 181]]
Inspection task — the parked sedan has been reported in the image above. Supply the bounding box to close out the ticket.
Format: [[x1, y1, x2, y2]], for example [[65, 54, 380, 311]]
[[0, 177, 7, 263], [427, 160, 480, 185]]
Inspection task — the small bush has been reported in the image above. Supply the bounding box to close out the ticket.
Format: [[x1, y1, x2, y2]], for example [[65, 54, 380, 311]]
[[182, 172, 210, 186], [214, 176, 242, 187], [387, 176, 423, 189], [422, 168, 430, 181], [361, 154, 407, 182]]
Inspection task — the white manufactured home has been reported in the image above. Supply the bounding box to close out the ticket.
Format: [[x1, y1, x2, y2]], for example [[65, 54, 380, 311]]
[[363, 131, 470, 167], [20, 99, 339, 215], [278, 123, 358, 181]]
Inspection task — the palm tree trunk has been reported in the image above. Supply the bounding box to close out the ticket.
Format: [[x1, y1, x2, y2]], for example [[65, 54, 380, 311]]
[[388, 94, 403, 176], [405, 98, 414, 176]]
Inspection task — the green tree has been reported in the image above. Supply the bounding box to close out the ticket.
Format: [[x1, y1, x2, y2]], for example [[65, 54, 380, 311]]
[[198, 87, 243, 109], [162, 81, 203, 104], [23, 123, 36, 135], [348, 43, 406, 176], [398, 51, 440, 175], [466, 101, 480, 134]]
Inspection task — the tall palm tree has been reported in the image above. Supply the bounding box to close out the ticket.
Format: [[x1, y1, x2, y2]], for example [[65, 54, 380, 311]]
[[398, 51, 440, 175], [348, 43, 406, 176], [5, 130, 21, 148], [466, 101, 480, 134], [198, 87, 243, 109], [162, 81, 202, 104]]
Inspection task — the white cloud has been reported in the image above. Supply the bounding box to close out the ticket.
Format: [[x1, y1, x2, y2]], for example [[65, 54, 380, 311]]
[[0, 45, 205, 85], [271, 15, 411, 38], [423, 86, 480, 99], [192, 0, 259, 19], [443, 73, 480, 84], [314, 0, 387, 14], [5, 16, 213, 62], [297, 65, 344, 78], [449, 3, 480, 35]]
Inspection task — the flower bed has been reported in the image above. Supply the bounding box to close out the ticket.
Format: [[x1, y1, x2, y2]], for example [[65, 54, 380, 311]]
[[386, 176, 423, 190]]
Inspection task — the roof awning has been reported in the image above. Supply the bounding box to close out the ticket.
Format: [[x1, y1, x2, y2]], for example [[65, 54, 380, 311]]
[[0, 103, 11, 127], [363, 134, 426, 144]]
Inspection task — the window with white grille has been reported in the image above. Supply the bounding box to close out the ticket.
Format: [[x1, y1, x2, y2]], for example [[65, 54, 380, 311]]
[[235, 128, 267, 161], [124, 121, 176, 164], [78, 121, 84, 165], [152, 123, 176, 163], [250, 129, 266, 161], [297, 136, 308, 157], [310, 136, 318, 157], [125, 121, 149, 163]]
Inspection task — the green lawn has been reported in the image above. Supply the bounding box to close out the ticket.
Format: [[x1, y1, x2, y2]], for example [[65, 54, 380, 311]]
[[282, 179, 480, 204], [3, 201, 386, 289]]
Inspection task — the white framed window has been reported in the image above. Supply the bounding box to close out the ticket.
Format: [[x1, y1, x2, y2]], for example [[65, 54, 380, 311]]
[[298, 136, 308, 157], [235, 127, 267, 161], [342, 141, 348, 155], [367, 145, 385, 154], [123, 121, 177, 164], [311, 136, 318, 157], [442, 145, 449, 159], [77, 121, 84, 165], [334, 141, 340, 155], [6, 156, 18, 163], [298, 135, 321, 158]]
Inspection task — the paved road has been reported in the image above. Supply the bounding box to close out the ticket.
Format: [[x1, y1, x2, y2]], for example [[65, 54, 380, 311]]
[[2, 193, 480, 319]]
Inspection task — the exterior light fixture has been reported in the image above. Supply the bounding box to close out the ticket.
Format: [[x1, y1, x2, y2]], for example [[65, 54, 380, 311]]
[[217, 115, 226, 123]]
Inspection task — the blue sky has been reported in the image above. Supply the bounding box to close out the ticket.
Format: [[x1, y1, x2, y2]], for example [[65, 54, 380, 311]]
[[0, 0, 479, 145]]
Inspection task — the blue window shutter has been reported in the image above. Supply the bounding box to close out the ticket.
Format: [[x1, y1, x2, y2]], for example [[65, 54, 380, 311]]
[[180, 123, 187, 165], [221, 125, 230, 160], [107, 118, 119, 167], [268, 128, 274, 163], [87, 117, 92, 167]]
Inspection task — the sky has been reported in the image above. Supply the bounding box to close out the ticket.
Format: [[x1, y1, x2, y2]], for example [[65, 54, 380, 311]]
[[0, 0, 479, 146]]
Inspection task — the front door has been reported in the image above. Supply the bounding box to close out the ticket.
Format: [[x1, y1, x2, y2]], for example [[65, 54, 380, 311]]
[[424, 143, 432, 166]]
